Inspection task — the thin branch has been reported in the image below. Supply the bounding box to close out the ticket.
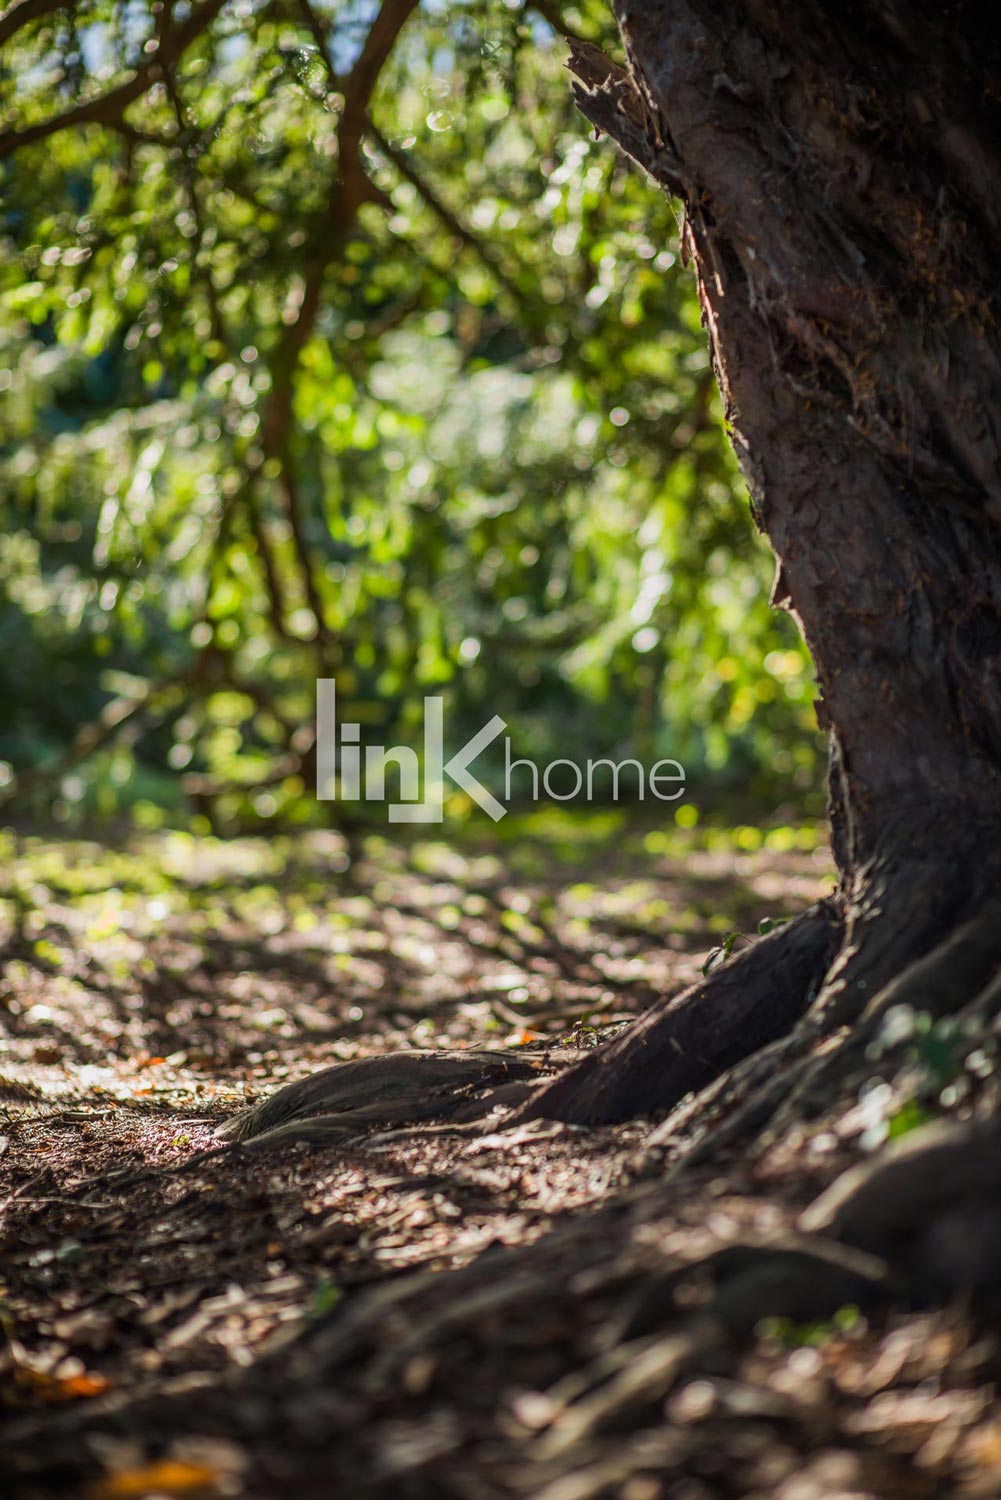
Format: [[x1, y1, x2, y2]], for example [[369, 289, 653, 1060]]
[[181, 751, 303, 800], [0, 0, 71, 49], [158, 4, 228, 347], [258, 0, 419, 648], [242, 478, 297, 642], [0, 678, 184, 813], [526, 0, 592, 48], [0, 0, 228, 160], [367, 121, 528, 309], [105, 119, 177, 149]]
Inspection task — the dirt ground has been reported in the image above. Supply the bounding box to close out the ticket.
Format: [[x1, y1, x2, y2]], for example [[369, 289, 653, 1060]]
[[2, 816, 1000, 1500]]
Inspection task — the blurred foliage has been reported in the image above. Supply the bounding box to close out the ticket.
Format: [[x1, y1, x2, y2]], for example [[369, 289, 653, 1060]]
[[0, 0, 821, 831]]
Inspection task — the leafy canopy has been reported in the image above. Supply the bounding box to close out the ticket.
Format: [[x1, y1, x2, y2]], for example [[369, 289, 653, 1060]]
[[0, 0, 818, 828]]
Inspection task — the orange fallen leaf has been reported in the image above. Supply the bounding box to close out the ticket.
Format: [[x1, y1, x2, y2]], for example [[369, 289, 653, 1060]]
[[58, 1371, 110, 1398], [13, 1365, 111, 1403], [87, 1459, 223, 1499]]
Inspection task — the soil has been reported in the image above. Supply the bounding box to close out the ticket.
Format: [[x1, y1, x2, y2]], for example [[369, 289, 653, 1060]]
[[2, 818, 999, 1499]]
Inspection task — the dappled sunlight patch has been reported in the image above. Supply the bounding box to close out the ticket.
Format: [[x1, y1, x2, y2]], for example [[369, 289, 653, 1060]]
[[3, 821, 1001, 1500]]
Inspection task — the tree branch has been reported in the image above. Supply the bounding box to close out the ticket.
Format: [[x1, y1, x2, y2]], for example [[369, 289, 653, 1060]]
[[0, 0, 228, 160], [0, 678, 184, 813], [257, 0, 419, 648], [340, 0, 418, 122], [526, 0, 593, 48], [158, 4, 228, 348], [0, 0, 71, 49], [367, 121, 527, 308]]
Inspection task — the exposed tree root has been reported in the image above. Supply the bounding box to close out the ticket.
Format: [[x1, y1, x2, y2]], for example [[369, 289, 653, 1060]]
[[801, 1111, 1001, 1293], [217, 1114, 1001, 1500], [217, 873, 1001, 1214], [262, 1180, 896, 1391], [218, 1047, 560, 1147], [635, 888, 1001, 1179], [642, 1028, 812, 1170], [509, 896, 842, 1126], [242, 1107, 1001, 1500], [216, 899, 841, 1149], [809, 824, 1001, 1031], [522, 1237, 892, 1472], [10, 1091, 1000, 1500]]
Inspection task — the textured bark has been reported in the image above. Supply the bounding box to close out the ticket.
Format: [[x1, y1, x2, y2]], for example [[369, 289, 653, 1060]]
[[517, 0, 1001, 1124], [599, 1, 1001, 848]]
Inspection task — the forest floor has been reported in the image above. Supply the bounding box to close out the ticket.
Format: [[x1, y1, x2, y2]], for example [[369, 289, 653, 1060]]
[[1, 811, 1000, 1500]]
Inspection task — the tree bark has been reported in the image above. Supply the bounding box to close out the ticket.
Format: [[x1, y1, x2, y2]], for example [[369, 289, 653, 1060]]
[[603, 0, 1001, 848], [514, 0, 1001, 1123]]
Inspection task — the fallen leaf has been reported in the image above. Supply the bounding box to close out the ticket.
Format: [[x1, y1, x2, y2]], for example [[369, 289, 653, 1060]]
[[12, 1364, 111, 1403], [86, 1459, 223, 1499]]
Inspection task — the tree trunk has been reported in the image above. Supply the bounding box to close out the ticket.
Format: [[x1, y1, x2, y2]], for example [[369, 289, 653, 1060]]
[[513, 0, 1001, 1124]]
